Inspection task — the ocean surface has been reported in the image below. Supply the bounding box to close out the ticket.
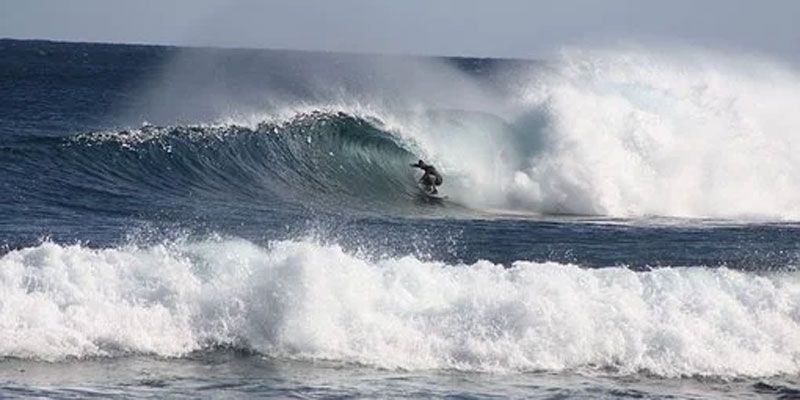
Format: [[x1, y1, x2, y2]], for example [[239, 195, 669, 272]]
[[1, 39, 800, 399]]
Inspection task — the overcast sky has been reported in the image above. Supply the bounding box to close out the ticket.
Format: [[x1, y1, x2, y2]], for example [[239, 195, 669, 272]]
[[2, 0, 799, 61]]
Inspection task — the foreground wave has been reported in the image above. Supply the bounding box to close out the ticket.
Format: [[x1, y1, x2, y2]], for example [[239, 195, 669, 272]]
[[1, 237, 798, 377]]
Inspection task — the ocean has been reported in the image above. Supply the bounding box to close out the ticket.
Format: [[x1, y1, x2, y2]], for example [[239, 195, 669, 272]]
[[1, 38, 799, 399]]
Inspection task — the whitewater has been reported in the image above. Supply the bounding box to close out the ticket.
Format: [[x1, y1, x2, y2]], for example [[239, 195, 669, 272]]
[[2, 39, 800, 398], [2, 237, 799, 377], [372, 49, 800, 219]]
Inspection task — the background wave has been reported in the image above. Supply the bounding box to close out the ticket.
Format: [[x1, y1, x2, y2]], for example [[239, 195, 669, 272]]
[[7, 43, 800, 220]]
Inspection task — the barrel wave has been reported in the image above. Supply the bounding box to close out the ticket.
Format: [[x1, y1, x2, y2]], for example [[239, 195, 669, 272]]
[[7, 48, 800, 220]]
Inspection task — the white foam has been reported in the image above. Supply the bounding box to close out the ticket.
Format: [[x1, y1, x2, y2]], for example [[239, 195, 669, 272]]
[[471, 49, 800, 219], [1, 238, 798, 377]]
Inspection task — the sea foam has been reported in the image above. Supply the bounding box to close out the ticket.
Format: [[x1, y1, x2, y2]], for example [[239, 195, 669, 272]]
[[1, 237, 798, 377]]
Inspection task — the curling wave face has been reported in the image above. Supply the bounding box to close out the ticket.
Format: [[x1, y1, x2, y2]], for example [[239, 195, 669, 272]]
[[1, 237, 798, 377], [74, 111, 424, 208], [2, 111, 436, 223]]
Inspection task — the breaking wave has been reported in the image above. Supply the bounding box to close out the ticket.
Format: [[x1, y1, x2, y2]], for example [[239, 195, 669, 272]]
[[7, 48, 800, 220], [503, 49, 800, 219], [1, 237, 798, 377]]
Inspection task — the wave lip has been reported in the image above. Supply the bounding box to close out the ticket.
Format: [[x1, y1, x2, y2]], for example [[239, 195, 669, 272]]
[[1, 238, 798, 377]]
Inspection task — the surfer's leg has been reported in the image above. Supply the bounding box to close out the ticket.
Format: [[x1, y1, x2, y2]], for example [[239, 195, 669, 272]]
[[429, 175, 441, 194], [423, 175, 437, 193]]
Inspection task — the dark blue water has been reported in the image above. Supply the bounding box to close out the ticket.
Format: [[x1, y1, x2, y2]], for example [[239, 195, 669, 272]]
[[1, 39, 799, 399]]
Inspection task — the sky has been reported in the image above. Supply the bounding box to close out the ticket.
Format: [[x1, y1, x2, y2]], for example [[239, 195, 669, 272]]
[[1, 0, 799, 61]]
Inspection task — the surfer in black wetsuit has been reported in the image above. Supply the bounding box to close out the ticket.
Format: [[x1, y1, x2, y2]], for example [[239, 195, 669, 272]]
[[411, 160, 443, 194]]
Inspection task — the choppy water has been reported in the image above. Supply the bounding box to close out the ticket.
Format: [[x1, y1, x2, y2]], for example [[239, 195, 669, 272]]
[[1, 39, 799, 398]]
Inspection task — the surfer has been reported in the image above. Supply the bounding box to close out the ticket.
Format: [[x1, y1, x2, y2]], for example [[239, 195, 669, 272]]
[[411, 159, 442, 194]]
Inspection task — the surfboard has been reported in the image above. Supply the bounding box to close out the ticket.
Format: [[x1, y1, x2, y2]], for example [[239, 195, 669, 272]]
[[417, 183, 447, 201], [419, 188, 447, 201], [425, 192, 447, 200]]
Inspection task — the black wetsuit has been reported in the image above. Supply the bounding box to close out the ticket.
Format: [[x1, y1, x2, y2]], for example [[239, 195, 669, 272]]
[[412, 162, 443, 194]]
